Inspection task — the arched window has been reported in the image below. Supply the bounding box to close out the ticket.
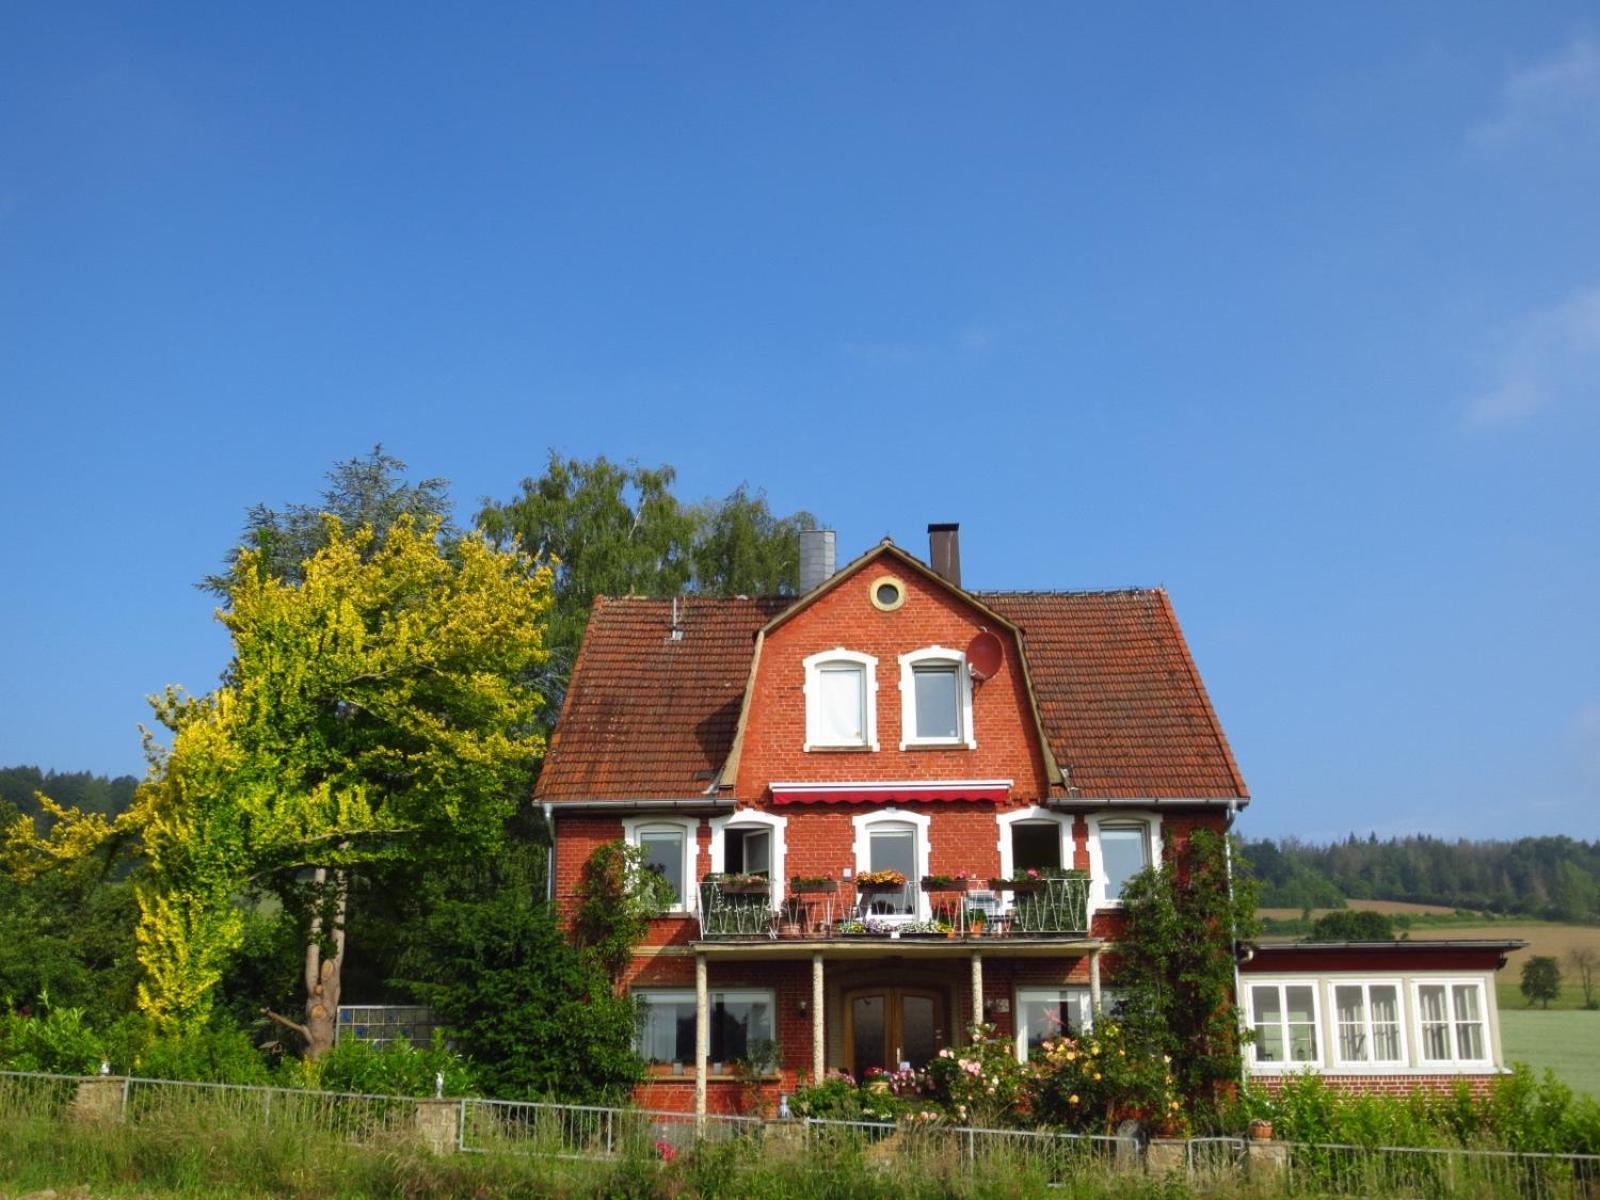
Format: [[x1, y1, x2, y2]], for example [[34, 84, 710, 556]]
[[803, 649, 879, 751], [851, 808, 931, 920], [709, 810, 788, 905], [898, 646, 976, 749]]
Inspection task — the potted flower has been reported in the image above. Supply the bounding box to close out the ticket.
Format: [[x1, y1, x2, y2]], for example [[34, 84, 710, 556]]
[[837, 919, 870, 936], [713, 872, 771, 895], [965, 907, 988, 937], [790, 874, 837, 894], [856, 869, 907, 891], [988, 868, 1046, 892], [779, 897, 805, 938]]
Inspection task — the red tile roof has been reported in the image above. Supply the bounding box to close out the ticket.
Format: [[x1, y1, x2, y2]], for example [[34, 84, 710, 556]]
[[981, 590, 1247, 800], [536, 595, 789, 801], [535, 588, 1248, 802]]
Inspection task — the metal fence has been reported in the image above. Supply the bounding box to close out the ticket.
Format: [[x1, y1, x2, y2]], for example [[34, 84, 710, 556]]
[[1, 1069, 424, 1146], [4, 1068, 1600, 1196], [461, 1097, 762, 1157], [0, 1069, 81, 1123], [1280, 1139, 1600, 1200], [802, 1116, 1127, 1182]]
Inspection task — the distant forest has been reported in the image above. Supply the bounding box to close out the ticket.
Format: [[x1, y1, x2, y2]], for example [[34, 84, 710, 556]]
[[1242, 834, 1600, 923], [0, 765, 138, 821], [3, 764, 1595, 924]]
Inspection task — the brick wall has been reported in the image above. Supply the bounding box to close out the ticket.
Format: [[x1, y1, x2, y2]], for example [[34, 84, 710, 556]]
[[735, 565, 1050, 799]]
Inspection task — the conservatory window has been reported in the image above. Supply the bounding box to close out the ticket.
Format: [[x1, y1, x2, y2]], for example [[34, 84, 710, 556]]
[[1415, 982, 1488, 1065], [1333, 983, 1405, 1066], [1250, 982, 1321, 1067]]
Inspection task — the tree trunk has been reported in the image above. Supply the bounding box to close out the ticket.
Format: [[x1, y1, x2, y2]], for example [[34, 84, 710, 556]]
[[268, 867, 349, 1058]]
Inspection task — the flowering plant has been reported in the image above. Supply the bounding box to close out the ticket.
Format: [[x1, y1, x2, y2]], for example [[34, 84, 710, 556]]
[[856, 869, 907, 887], [923, 1024, 1029, 1125], [710, 872, 769, 888], [1028, 1018, 1176, 1133]]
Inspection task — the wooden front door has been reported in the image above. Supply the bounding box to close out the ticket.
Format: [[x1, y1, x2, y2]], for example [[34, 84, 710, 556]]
[[844, 987, 948, 1076]]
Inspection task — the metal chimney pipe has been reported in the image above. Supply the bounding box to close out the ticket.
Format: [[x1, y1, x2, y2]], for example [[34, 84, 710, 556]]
[[798, 529, 836, 592], [928, 523, 961, 587]]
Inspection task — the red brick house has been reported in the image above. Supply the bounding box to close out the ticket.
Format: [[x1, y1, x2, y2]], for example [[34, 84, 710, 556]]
[[537, 525, 1515, 1114]]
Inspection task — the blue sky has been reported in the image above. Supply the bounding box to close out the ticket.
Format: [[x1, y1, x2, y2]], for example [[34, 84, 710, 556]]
[[2, 4, 1597, 840]]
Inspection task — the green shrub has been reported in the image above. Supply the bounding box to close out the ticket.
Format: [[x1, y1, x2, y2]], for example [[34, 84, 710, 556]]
[[1234, 1066, 1600, 1154], [136, 1023, 273, 1084], [0, 1006, 106, 1074], [280, 1030, 475, 1097]]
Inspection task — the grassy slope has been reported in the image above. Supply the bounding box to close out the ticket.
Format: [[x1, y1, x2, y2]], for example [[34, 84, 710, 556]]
[[1498, 1009, 1600, 1099]]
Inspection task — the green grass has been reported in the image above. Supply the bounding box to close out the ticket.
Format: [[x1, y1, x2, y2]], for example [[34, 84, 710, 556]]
[[1501, 1008, 1600, 1099]]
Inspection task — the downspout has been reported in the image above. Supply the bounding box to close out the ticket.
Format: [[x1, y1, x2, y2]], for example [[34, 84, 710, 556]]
[[1224, 797, 1245, 1089], [543, 802, 555, 903]]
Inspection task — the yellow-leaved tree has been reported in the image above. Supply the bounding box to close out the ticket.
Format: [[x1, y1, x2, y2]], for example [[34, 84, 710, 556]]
[[4, 516, 552, 1055]]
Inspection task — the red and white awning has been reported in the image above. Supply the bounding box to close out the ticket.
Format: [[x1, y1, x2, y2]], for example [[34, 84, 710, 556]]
[[768, 779, 1012, 806]]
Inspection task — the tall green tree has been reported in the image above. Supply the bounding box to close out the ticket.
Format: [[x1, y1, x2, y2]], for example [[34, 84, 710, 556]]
[[5, 518, 553, 1053], [202, 445, 454, 594], [476, 453, 816, 711]]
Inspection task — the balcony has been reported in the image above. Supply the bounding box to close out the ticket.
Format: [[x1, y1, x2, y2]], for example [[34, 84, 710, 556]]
[[695, 873, 1091, 940]]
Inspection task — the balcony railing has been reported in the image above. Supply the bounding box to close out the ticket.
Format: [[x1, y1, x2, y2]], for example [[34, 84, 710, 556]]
[[694, 874, 1092, 940], [697, 879, 775, 939], [1003, 875, 1090, 935]]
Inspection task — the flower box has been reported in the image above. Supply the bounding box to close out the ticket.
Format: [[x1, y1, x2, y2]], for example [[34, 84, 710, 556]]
[[790, 879, 838, 894], [716, 881, 770, 895], [920, 878, 970, 892], [988, 878, 1044, 892], [856, 881, 907, 893]]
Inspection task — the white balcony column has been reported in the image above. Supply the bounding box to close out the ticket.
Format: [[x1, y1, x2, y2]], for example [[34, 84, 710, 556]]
[[1088, 948, 1103, 1016], [811, 951, 825, 1082], [970, 950, 984, 1034], [694, 952, 709, 1121]]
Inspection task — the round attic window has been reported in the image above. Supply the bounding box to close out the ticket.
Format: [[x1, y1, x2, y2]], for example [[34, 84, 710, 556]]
[[870, 576, 906, 612]]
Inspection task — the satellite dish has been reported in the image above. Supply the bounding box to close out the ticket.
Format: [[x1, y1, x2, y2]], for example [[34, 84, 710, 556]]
[[966, 630, 1004, 681]]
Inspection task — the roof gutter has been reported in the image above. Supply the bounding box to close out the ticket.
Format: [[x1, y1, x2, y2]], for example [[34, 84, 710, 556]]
[[544, 798, 739, 815], [1047, 796, 1251, 810]]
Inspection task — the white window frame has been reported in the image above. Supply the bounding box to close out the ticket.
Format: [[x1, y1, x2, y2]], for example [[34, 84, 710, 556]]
[[1085, 812, 1162, 911], [1244, 979, 1325, 1072], [995, 807, 1073, 910], [851, 806, 931, 921], [803, 648, 879, 751], [623, 815, 699, 913], [632, 987, 777, 1069], [897, 646, 977, 749], [1329, 980, 1409, 1070], [709, 810, 788, 907], [1014, 987, 1093, 1061], [1410, 979, 1493, 1069]]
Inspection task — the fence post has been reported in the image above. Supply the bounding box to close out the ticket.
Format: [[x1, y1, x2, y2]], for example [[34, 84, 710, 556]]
[[1246, 1136, 1289, 1181], [1146, 1138, 1186, 1176], [415, 1097, 461, 1155], [71, 1075, 128, 1123]]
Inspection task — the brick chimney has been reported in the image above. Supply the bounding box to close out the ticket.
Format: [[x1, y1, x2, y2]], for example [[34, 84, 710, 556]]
[[928, 523, 961, 587]]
